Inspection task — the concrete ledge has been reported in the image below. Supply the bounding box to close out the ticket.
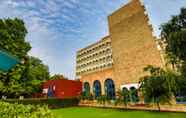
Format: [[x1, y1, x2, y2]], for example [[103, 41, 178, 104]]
[[79, 103, 186, 113]]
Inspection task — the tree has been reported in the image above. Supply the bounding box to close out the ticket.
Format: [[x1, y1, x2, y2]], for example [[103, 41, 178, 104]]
[[21, 56, 50, 96], [0, 18, 50, 98], [0, 18, 31, 59], [50, 74, 68, 80], [160, 7, 186, 99], [0, 18, 31, 97], [160, 8, 186, 72], [0, 56, 50, 98], [175, 76, 186, 98], [140, 65, 176, 111]]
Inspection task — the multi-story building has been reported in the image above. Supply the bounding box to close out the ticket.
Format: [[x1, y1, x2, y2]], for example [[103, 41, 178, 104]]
[[76, 36, 113, 79], [76, 0, 163, 99]]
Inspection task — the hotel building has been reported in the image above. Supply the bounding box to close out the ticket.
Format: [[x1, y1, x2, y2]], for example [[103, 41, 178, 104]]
[[76, 0, 163, 99], [76, 36, 113, 79]]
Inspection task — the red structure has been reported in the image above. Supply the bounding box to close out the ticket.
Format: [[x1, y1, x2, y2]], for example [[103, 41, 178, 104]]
[[42, 79, 82, 99]]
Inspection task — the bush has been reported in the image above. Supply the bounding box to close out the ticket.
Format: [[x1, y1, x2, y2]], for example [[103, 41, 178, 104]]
[[3, 98, 80, 108], [0, 101, 54, 118], [47, 98, 80, 108], [97, 95, 107, 104], [176, 96, 186, 103], [130, 89, 139, 103], [80, 94, 94, 101]]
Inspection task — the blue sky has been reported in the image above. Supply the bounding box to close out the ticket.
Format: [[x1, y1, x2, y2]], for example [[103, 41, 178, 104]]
[[0, 0, 186, 79]]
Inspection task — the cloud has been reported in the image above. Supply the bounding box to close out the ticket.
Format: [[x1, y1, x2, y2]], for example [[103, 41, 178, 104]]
[[144, 0, 186, 36], [1, 0, 186, 79]]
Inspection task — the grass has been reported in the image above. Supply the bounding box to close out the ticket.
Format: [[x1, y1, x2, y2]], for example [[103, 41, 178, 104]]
[[52, 107, 186, 118]]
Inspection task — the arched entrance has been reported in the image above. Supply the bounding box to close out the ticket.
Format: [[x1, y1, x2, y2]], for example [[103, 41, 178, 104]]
[[104, 79, 115, 99], [122, 87, 130, 103], [93, 80, 101, 98], [130, 87, 139, 103], [83, 82, 90, 97]]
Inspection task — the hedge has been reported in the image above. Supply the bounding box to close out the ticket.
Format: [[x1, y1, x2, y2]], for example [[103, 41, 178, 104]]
[[176, 97, 186, 104], [0, 101, 54, 118], [3, 98, 80, 108]]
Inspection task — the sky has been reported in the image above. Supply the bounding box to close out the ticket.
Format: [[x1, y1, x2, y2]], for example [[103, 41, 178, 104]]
[[0, 0, 186, 79]]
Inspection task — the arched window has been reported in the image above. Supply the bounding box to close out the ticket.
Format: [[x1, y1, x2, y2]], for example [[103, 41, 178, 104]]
[[122, 87, 129, 93], [93, 80, 101, 98], [83, 82, 90, 97], [104, 79, 115, 99], [130, 87, 139, 103], [122, 87, 130, 102]]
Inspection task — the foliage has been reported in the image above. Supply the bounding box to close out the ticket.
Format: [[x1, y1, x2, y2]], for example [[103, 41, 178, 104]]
[[3, 98, 80, 108], [97, 95, 107, 105], [122, 88, 130, 107], [130, 88, 139, 104], [81, 93, 93, 101], [115, 88, 138, 107], [82, 83, 90, 98], [160, 8, 186, 72], [0, 101, 54, 118], [160, 7, 186, 98], [115, 89, 130, 107], [0, 18, 31, 97], [22, 56, 50, 95], [175, 76, 186, 97], [0, 56, 50, 98], [50, 74, 68, 80], [0, 18, 31, 59], [114, 90, 123, 106], [140, 65, 177, 111], [46, 98, 80, 108], [176, 96, 186, 103], [0, 18, 50, 98]]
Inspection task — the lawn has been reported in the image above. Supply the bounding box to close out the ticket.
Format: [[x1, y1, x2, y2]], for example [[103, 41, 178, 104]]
[[52, 107, 186, 118]]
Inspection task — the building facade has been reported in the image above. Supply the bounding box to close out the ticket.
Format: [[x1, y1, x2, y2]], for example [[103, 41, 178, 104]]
[[76, 36, 113, 79], [76, 0, 163, 99], [42, 79, 82, 99]]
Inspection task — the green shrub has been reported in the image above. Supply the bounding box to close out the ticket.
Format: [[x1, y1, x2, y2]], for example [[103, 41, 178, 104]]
[[88, 94, 94, 100], [80, 94, 94, 101], [0, 101, 54, 118], [47, 98, 80, 108], [3, 98, 79, 108], [97, 95, 107, 104], [176, 97, 186, 103]]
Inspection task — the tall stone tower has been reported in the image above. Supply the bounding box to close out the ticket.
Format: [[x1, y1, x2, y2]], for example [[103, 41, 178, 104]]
[[108, 0, 162, 89]]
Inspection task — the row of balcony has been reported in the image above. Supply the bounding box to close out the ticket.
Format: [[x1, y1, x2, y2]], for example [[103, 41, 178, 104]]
[[77, 51, 112, 65], [76, 62, 113, 76], [77, 48, 112, 63], [76, 55, 113, 69], [77, 41, 111, 57]]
